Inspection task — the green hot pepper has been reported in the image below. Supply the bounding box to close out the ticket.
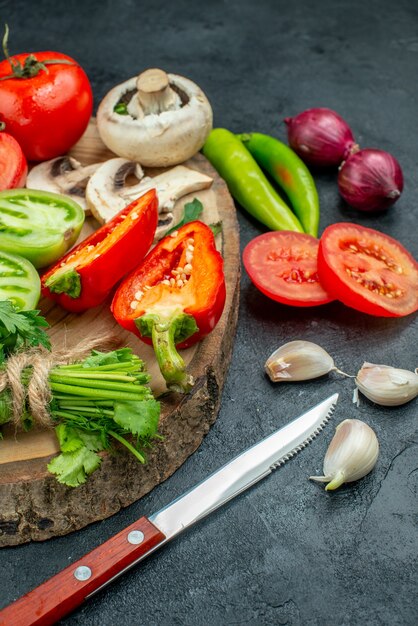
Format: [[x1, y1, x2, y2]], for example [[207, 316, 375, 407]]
[[238, 132, 320, 237], [203, 129, 303, 233]]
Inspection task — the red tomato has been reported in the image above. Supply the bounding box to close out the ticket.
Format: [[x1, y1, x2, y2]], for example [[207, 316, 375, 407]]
[[0, 51, 93, 161], [243, 231, 333, 306], [318, 223, 418, 317], [0, 129, 27, 189]]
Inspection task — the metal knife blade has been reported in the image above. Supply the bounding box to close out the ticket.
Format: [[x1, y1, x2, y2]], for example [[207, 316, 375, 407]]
[[0, 393, 337, 626], [151, 392, 338, 538]]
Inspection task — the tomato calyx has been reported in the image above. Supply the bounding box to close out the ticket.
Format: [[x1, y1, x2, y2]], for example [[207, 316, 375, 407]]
[[0, 24, 75, 82]]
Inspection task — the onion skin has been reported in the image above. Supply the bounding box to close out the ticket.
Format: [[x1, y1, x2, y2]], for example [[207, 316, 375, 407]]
[[285, 108, 356, 167], [338, 149, 404, 211]]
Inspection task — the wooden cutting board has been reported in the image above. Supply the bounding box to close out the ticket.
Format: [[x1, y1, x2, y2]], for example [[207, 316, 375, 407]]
[[0, 121, 240, 547]]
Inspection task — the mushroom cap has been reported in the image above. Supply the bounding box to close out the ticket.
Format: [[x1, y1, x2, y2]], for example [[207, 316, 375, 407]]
[[96, 74, 213, 167]]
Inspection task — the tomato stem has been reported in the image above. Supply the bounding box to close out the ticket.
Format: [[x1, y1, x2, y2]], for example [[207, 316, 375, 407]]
[[0, 23, 75, 81], [2, 24, 12, 68]]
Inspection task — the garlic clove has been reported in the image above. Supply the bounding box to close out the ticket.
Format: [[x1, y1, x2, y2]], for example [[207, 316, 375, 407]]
[[265, 340, 336, 382], [310, 418, 379, 491], [356, 362, 418, 407]]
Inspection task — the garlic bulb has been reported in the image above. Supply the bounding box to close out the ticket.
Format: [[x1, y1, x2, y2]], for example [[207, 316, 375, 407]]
[[356, 362, 418, 407], [265, 340, 336, 382], [309, 419, 379, 490]]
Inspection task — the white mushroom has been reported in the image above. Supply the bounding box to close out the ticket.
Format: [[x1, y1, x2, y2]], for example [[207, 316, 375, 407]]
[[86, 161, 213, 233], [121, 165, 213, 214], [97, 68, 213, 167], [85, 158, 145, 222], [26, 156, 102, 212]]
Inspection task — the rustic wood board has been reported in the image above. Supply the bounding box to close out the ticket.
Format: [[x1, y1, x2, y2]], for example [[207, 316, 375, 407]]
[[0, 121, 240, 547]]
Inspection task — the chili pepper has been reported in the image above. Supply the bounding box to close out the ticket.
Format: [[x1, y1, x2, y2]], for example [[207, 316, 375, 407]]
[[42, 189, 158, 312], [202, 128, 304, 233], [111, 221, 226, 393], [237, 132, 320, 237]]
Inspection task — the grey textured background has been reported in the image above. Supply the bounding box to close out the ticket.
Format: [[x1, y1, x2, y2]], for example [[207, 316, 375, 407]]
[[1, 0, 417, 624]]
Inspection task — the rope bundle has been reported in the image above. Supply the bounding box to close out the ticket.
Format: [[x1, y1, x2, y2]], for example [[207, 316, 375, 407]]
[[0, 333, 118, 429]]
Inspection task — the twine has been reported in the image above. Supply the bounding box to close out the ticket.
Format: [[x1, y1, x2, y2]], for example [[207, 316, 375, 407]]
[[0, 332, 119, 429]]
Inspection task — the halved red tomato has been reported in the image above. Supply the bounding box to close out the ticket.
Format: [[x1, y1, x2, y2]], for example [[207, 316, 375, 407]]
[[0, 128, 27, 190], [243, 231, 333, 306], [318, 223, 418, 317]]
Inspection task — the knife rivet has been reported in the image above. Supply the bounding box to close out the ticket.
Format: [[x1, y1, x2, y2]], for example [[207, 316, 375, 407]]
[[74, 565, 92, 581], [127, 530, 145, 545]]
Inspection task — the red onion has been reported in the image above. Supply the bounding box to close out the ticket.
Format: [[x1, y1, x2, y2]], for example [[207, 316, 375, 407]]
[[285, 107, 357, 167], [338, 149, 404, 211]]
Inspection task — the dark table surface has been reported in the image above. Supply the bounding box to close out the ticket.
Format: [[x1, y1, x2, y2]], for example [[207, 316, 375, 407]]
[[1, 0, 417, 624]]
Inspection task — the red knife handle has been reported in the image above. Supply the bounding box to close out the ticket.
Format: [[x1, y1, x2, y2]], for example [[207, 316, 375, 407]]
[[0, 516, 166, 626]]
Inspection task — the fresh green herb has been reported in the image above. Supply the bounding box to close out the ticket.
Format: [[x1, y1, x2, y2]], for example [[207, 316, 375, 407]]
[[45, 348, 160, 487], [165, 199, 222, 239], [0, 304, 161, 486], [0, 342, 160, 487], [114, 102, 129, 115], [166, 198, 204, 235], [0, 301, 50, 364], [209, 221, 222, 237], [47, 424, 103, 487]]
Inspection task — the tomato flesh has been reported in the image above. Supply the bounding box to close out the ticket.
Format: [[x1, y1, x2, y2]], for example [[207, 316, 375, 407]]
[[0, 250, 40, 310], [0, 132, 27, 190], [243, 231, 333, 306], [0, 188, 85, 268], [318, 223, 418, 317]]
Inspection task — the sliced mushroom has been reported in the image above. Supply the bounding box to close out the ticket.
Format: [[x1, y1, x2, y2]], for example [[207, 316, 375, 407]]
[[155, 213, 175, 240], [86, 161, 213, 226], [97, 68, 213, 167], [26, 156, 102, 212], [85, 158, 145, 223]]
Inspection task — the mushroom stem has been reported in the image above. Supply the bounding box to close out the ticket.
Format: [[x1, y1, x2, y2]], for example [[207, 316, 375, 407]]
[[135, 68, 181, 115], [97, 70, 213, 166]]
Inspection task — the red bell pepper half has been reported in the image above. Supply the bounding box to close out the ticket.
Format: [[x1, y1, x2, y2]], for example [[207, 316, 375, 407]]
[[111, 221, 226, 393], [42, 189, 158, 312]]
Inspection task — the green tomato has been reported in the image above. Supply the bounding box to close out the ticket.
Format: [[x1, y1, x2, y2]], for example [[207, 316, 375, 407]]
[[0, 189, 85, 268], [0, 249, 41, 310]]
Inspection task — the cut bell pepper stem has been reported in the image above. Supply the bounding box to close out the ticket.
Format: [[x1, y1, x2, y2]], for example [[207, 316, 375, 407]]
[[150, 317, 194, 393]]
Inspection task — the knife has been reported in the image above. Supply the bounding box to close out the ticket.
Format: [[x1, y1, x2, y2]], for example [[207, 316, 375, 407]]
[[0, 393, 338, 626]]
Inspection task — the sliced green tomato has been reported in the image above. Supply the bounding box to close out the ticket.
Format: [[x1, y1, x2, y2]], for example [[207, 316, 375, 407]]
[[0, 250, 41, 310], [0, 188, 85, 268]]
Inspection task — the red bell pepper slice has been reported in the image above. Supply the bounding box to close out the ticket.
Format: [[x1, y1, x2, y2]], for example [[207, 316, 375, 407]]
[[111, 221, 226, 393], [42, 189, 158, 312]]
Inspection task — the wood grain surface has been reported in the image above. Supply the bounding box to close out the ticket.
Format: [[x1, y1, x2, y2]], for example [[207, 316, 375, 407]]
[[0, 122, 240, 547]]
